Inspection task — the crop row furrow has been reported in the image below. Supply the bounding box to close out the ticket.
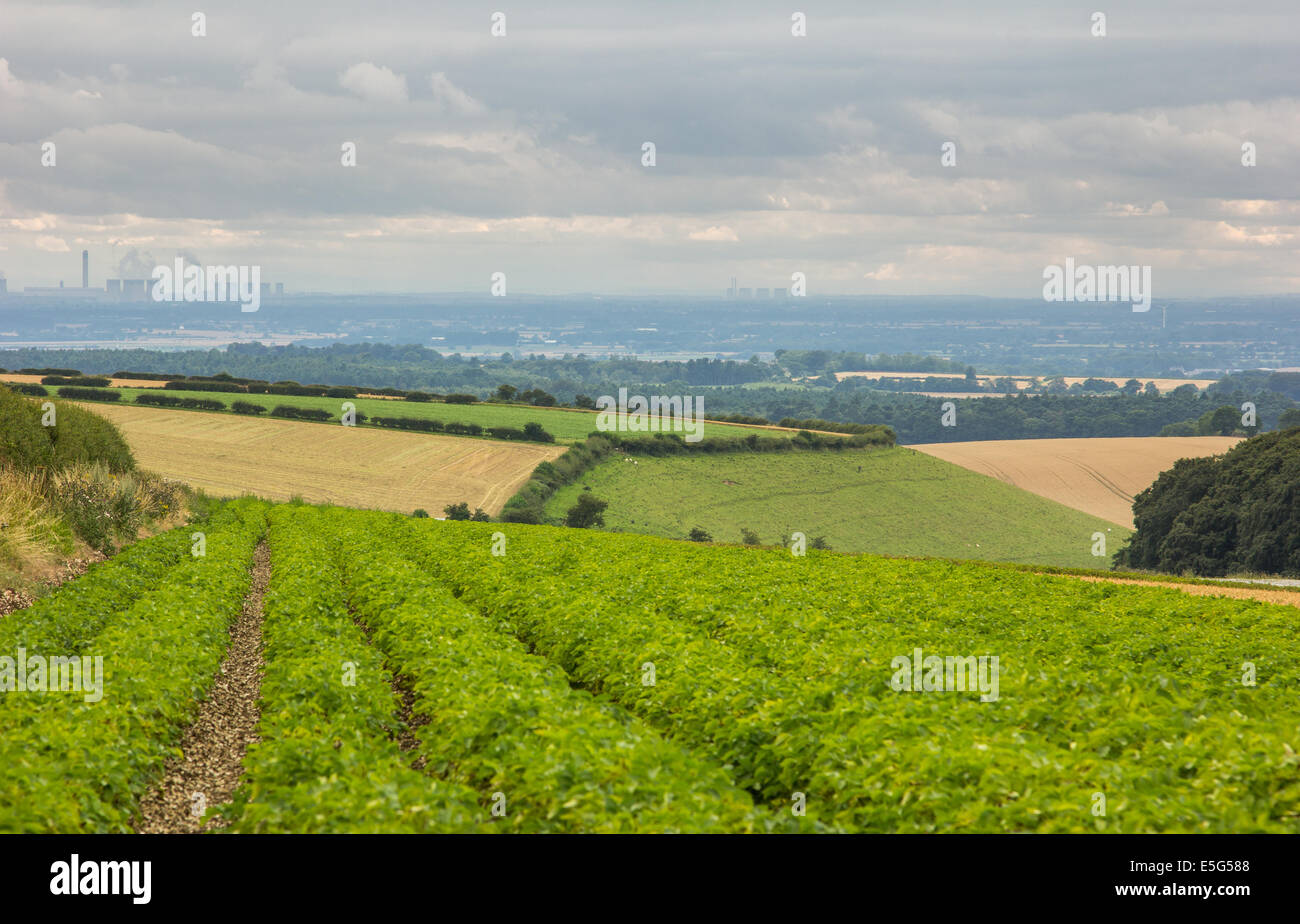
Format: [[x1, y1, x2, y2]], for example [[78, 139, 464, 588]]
[[223, 505, 486, 833], [328, 508, 797, 832], [397, 521, 1300, 832]]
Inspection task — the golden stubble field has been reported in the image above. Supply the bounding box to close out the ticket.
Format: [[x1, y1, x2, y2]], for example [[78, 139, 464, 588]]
[[1, 374, 166, 388], [910, 436, 1241, 527], [80, 403, 566, 515]]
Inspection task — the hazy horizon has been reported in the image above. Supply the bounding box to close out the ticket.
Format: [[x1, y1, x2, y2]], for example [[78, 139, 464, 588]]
[[2, 0, 1297, 297]]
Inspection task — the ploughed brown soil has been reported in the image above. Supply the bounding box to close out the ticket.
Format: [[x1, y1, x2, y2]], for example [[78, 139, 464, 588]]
[[135, 540, 269, 833]]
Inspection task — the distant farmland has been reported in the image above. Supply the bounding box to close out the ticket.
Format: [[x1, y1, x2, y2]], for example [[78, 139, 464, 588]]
[[910, 436, 1241, 527], [832, 371, 1219, 392], [543, 446, 1127, 568], [80, 403, 565, 515], [95, 386, 795, 444]]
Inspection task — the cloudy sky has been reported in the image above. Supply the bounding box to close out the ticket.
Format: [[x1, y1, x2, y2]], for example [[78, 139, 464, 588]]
[[1, 0, 1296, 295]]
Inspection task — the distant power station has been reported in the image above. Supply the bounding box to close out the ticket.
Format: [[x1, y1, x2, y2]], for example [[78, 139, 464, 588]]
[[3, 250, 285, 301], [22, 250, 103, 299]]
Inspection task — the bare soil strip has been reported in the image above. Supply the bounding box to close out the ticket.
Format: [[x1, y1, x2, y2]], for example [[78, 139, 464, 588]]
[[1066, 573, 1300, 609], [135, 540, 270, 833]]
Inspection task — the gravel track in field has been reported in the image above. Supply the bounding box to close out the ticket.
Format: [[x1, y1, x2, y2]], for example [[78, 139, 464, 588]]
[[135, 539, 269, 833]]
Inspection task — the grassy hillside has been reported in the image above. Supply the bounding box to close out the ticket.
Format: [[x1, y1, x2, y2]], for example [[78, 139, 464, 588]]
[[0, 389, 188, 600], [544, 446, 1129, 568]]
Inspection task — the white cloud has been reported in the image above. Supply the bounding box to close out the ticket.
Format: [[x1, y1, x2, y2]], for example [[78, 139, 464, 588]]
[[338, 62, 408, 103], [34, 235, 70, 252], [0, 58, 25, 98], [688, 226, 739, 242], [429, 72, 483, 114]]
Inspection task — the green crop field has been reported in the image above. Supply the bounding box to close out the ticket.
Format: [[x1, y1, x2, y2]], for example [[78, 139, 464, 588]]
[[98, 387, 784, 445], [2, 504, 1295, 833], [542, 446, 1128, 568]]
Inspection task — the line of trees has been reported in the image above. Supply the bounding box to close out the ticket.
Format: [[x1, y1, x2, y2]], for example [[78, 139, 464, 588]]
[[1115, 427, 1300, 576]]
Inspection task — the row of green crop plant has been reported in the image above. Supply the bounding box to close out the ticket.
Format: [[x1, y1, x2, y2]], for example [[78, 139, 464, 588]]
[[221, 504, 487, 832], [0, 514, 196, 654], [396, 519, 1300, 833], [327, 507, 802, 832], [0, 499, 267, 832]]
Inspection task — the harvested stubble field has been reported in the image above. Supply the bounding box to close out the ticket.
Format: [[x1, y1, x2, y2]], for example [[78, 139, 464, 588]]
[[910, 436, 1241, 528], [0, 373, 166, 389], [79, 403, 564, 515], [103, 386, 807, 444]]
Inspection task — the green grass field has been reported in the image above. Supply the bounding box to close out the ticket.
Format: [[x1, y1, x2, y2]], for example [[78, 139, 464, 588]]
[[104, 388, 783, 445], [544, 446, 1129, 568]]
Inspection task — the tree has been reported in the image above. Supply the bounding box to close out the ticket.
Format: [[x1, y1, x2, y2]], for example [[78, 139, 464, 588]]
[[443, 502, 471, 520], [1280, 408, 1300, 430], [688, 526, 712, 542], [494, 384, 518, 402], [521, 387, 557, 407], [565, 494, 608, 528], [411, 508, 430, 518], [523, 421, 554, 442], [740, 527, 760, 546], [573, 394, 597, 409], [1158, 420, 1198, 437], [1199, 405, 1239, 436], [470, 508, 491, 522], [1115, 429, 1300, 576]]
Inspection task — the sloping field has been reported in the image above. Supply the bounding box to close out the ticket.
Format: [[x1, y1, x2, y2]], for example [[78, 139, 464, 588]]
[[103, 386, 798, 444], [80, 403, 564, 515], [6, 503, 1298, 833], [911, 437, 1241, 528], [543, 446, 1128, 568]]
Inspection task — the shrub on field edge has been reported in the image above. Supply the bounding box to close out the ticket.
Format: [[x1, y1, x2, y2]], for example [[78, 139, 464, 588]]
[[565, 494, 608, 529]]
